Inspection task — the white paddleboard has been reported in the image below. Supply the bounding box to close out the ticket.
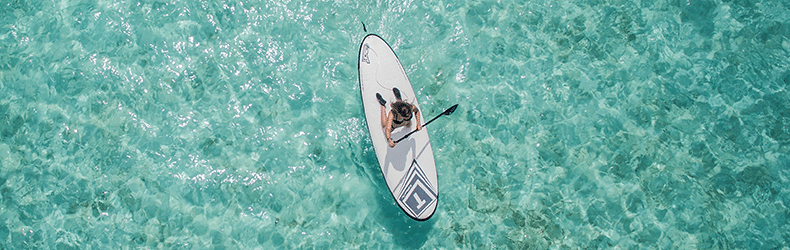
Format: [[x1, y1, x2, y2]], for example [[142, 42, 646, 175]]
[[358, 34, 438, 220]]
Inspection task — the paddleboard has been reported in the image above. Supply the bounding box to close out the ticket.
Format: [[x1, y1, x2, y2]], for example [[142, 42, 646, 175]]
[[358, 34, 438, 221]]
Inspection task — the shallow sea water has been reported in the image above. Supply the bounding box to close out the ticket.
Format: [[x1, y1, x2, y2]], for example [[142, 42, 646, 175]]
[[2, 0, 790, 249]]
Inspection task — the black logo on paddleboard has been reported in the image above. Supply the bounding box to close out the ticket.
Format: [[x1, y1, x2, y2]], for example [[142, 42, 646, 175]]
[[361, 44, 371, 64], [398, 160, 437, 217]]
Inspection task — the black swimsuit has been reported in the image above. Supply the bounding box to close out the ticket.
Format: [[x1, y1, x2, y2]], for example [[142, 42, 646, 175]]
[[392, 113, 411, 127], [390, 102, 413, 128]]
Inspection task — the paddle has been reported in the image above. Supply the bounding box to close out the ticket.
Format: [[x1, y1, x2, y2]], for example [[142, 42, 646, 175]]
[[394, 104, 459, 143]]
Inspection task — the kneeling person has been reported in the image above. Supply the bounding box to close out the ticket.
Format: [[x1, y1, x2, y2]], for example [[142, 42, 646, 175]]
[[376, 88, 422, 148]]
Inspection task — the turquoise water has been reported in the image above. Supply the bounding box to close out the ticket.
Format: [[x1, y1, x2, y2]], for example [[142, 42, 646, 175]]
[[1, 0, 789, 248]]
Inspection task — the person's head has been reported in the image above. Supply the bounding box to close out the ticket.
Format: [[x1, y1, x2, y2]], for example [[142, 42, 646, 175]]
[[391, 101, 412, 119]]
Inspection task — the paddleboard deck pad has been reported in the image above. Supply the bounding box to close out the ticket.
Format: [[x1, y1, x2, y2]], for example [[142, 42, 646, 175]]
[[358, 34, 438, 220]]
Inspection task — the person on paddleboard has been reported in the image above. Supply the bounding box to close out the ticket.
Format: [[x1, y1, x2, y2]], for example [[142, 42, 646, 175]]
[[376, 88, 422, 148]]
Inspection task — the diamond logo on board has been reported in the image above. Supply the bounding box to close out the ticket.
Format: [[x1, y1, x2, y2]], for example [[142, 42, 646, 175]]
[[398, 160, 437, 217]]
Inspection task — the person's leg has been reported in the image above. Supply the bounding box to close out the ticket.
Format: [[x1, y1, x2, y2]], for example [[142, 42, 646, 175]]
[[377, 93, 387, 129], [393, 88, 402, 101]]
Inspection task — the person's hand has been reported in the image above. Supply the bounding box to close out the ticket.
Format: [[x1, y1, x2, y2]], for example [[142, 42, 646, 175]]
[[416, 123, 422, 131], [388, 139, 397, 148]]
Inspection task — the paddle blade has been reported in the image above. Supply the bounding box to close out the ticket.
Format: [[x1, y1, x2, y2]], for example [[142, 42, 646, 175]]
[[443, 104, 459, 116]]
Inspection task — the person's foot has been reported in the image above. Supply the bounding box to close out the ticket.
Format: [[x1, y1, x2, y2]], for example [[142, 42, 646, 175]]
[[376, 93, 386, 106], [393, 88, 402, 101]]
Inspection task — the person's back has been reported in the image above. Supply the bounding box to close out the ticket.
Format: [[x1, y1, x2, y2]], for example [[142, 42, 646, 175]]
[[376, 88, 422, 147]]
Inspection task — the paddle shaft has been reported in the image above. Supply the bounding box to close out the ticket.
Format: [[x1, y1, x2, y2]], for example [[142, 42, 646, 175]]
[[393, 115, 436, 143], [394, 104, 458, 143]]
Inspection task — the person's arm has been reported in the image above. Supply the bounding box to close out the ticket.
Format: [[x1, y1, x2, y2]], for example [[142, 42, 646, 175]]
[[413, 104, 422, 131], [385, 110, 396, 147]]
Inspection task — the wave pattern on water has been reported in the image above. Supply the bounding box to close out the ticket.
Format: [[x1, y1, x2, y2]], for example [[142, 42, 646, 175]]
[[1, 0, 789, 248]]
